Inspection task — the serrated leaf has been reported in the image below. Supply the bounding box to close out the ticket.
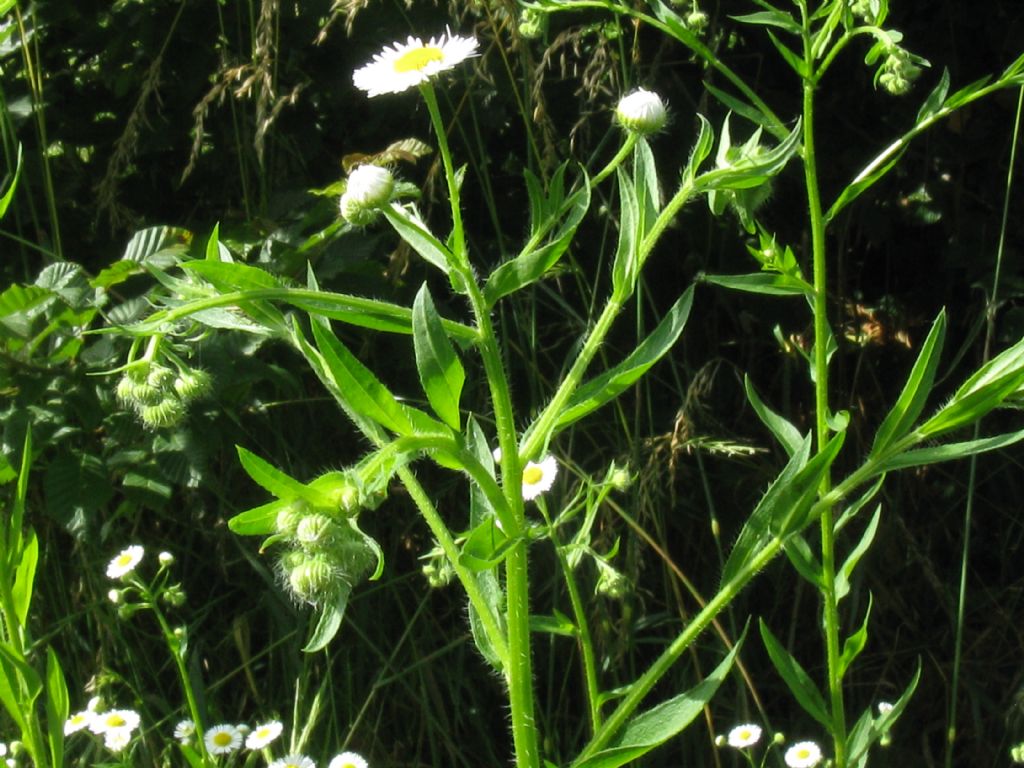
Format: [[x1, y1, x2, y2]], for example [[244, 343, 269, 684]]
[[556, 285, 694, 429], [122, 225, 192, 263], [870, 311, 946, 457], [413, 284, 465, 429], [43, 452, 113, 534], [760, 619, 831, 729], [572, 638, 741, 768]]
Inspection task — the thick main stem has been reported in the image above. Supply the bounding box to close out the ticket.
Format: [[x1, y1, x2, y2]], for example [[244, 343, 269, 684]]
[[800, 9, 846, 765]]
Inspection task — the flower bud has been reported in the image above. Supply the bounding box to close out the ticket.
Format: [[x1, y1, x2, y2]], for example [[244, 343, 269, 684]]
[[340, 165, 394, 226], [295, 513, 337, 548], [595, 562, 629, 599], [686, 10, 709, 33], [158, 551, 175, 567], [518, 8, 547, 39], [606, 462, 632, 491], [275, 501, 308, 536], [173, 368, 212, 402], [139, 398, 186, 428], [615, 89, 668, 135], [287, 554, 337, 603]]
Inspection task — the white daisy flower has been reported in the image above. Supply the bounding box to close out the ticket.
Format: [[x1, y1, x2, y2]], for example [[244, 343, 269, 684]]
[[615, 88, 668, 135], [245, 720, 283, 749], [103, 728, 132, 753], [270, 754, 316, 768], [353, 30, 478, 97], [106, 545, 144, 579], [204, 723, 243, 755], [522, 455, 557, 501], [173, 719, 195, 744], [65, 709, 95, 735], [784, 741, 823, 768], [328, 751, 369, 768], [89, 709, 140, 736], [726, 723, 762, 748]]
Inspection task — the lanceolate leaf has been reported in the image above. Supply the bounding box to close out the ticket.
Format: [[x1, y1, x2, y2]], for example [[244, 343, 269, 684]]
[[236, 446, 318, 502], [556, 285, 694, 429], [45, 647, 69, 768], [871, 427, 1024, 474], [611, 166, 640, 297], [701, 271, 812, 297], [869, 309, 946, 457], [412, 284, 465, 429], [760, 619, 832, 729], [744, 375, 803, 456], [303, 582, 353, 652], [571, 639, 742, 768], [12, 530, 37, 626], [228, 498, 289, 536], [382, 203, 454, 276]]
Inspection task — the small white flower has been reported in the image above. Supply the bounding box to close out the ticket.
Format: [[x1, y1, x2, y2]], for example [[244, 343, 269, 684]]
[[877, 701, 894, 716], [108, 589, 121, 604], [158, 551, 175, 566], [204, 723, 243, 755], [106, 545, 144, 579], [726, 723, 762, 748], [87, 696, 102, 712], [0, 744, 6, 758], [89, 709, 140, 736], [328, 751, 369, 768], [103, 728, 132, 753], [353, 30, 478, 97], [245, 720, 283, 749], [521, 455, 558, 501], [65, 709, 95, 735], [784, 740, 823, 768], [270, 754, 316, 768], [173, 719, 195, 744], [615, 88, 668, 134]]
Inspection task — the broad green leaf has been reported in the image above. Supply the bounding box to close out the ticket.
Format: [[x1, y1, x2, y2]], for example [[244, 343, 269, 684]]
[[91, 260, 145, 290], [0, 283, 52, 337], [122, 225, 192, 264], [0, 653, 26, 734], [744, 375, 803, 456], [46, 646, 69, 768], [44, 452, 113, 534], [870, 311, 946, 457], [760, 619, 831, 729], [483, 166, 590, 306], [303, 582, 353, 652], [556, 285, 694, 429], [530, 612, 577, 637], [382, 203, 454, 276], [12, 529, 37, 625], [839, 596, 872, 677], [413, 284, 465, 429], [836, 505, 881, 601], [228, 498, 289, 536], [571, 638, 741, 768], [178, 744, 206, 768], [872, 427, 1024, 474], [236, 446, 328, 505]]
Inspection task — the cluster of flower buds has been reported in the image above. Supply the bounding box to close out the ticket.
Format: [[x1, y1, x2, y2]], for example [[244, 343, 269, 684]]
[[518, 7, 547, 40], [273, 472, 382, 607], [116, 359, 211, 429], [877, 45, 924, 96], [420, 543, 456, 588], [339, 164, 395, 227]]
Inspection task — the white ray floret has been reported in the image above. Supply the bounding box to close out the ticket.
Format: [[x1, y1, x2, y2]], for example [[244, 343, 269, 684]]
[[353, 30, 478, 97]]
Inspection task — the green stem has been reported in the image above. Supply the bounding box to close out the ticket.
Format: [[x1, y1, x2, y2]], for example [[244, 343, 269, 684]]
[[421, 80, 539, 768], [592, 133, 638, 185], [799, 5, 846, 764]]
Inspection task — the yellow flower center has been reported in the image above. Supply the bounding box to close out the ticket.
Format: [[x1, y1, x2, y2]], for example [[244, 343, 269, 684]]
[[213, 732, 233, 746], [107, 714, 126, 727], [394, 46, 444, 73], [523, 466, 544, 486], [116, 554, 132, 567]]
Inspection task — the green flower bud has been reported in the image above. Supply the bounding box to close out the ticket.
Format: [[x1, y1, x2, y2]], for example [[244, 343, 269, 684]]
[[686, 10, 709, 33], [139, 398, 186, 428], [173, 368, 212, 401], [287, 554, 338, 603], [518, 8, 547, 39], [295, 513, 338, 548], [340, 165, 394, 226], [595, 561, 629, 599], [275, 501, 309, 536]]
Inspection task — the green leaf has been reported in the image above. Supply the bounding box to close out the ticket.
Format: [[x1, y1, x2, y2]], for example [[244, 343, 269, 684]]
[[303, 582, 353, 652], [703, 83, 778, 137], [181, 260, 288, 332], [572, 638, 742, 768], [12, 529, 37, 626], [43, 452, 113, 534], [530, 611, 577, 637], [694, 119, 802, 193], [730, 10, 800, 34], [760, 619, 831, 729], [847, 662, 919, 766], [825, 148, 906, 223], [205, 223, 232, 261], [701, 270, 812, 297], [870, 310, 946, 457], [744, 375, 803, 456], [459, 517, 514, 571], [611, 166, 640, 298], [766, 30, 808, 78], [0, 143, 22, 221], [382, 203, 454, 276], [228, 498, 289, 536], [634, 137, 660, 239], [45, 646, 69, 768], [236, 446, 328, 504], [683, 115, 715, 183], [556, 285, 694, 429], [781, 534, 823, 589], [122, 225, 192, 264], [916, 68, 951, 122], [872, 427, 1024, 474], [0, 283, 52, 337], [839, 596, 872, 677], [836, 505, 881, 601], [483, 165, 591, 306], [413, 285, 465, 429]]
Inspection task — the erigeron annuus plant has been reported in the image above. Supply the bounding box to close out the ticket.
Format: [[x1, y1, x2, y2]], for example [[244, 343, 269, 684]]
[[103, 4, 1024, 768]]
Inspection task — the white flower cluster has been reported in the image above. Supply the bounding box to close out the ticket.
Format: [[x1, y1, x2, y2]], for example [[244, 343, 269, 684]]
[[716, 722, 824, 768], [64, 698, 141, 753]]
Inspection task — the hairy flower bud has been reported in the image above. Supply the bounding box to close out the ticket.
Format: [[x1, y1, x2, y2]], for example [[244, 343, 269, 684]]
[[615, 89, 668, 135], [139, 398, 186, 428], [296, 513, 338, 548], [287, 554, 338, 603], [340, 165, 394, 226], [173, 368, 212, 402]]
